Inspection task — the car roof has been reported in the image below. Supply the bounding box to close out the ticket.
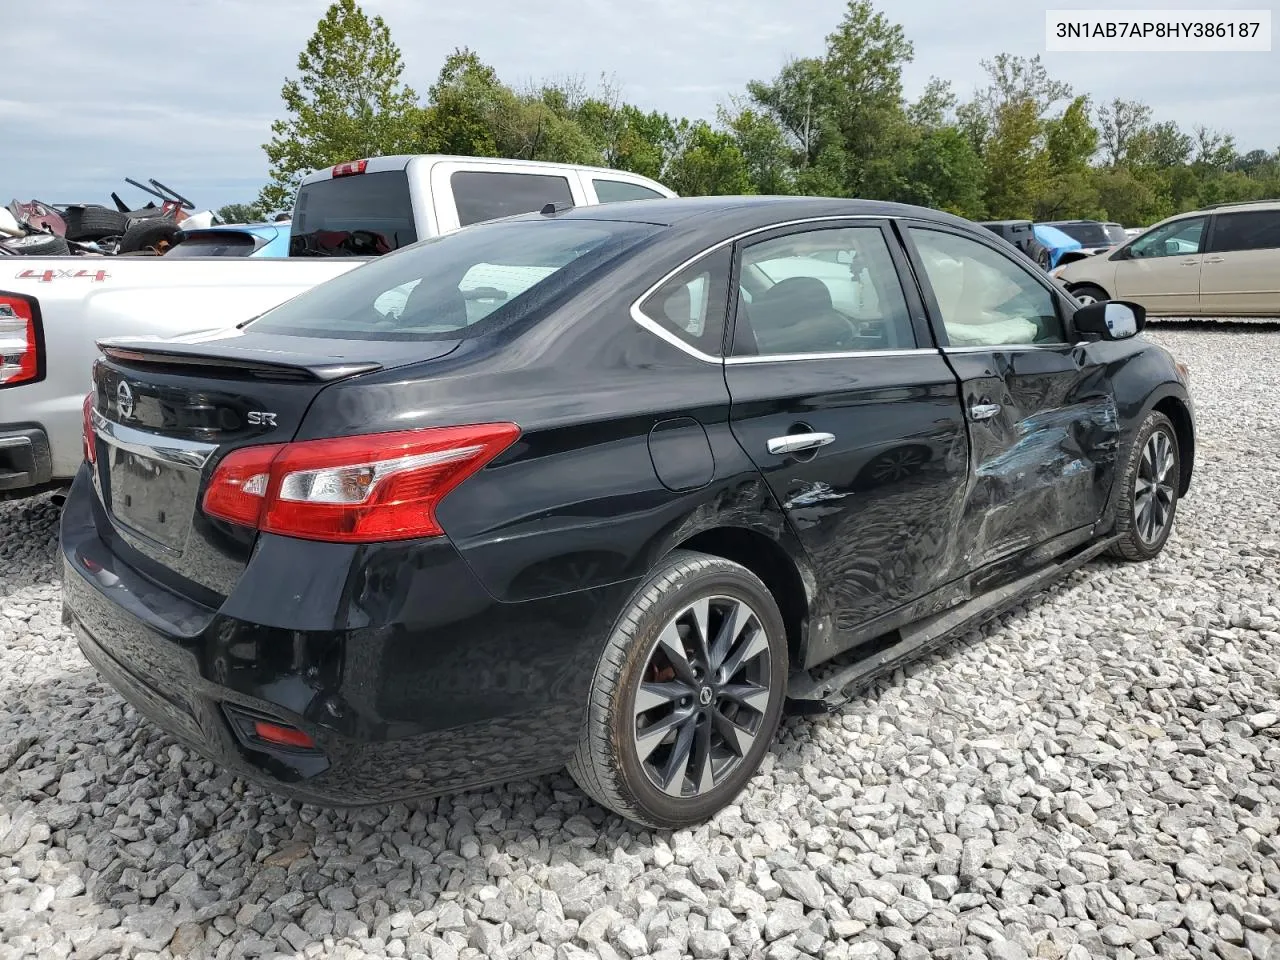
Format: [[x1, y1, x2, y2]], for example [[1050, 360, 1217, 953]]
[[1197, 199, 1280, 213], [1043, 219, 1122, 227], [514, 195, 978, 234], [298, 154, 674, 188]]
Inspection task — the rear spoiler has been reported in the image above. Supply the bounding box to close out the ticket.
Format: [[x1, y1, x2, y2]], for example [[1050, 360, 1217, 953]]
[[98, 338, 382, 382]]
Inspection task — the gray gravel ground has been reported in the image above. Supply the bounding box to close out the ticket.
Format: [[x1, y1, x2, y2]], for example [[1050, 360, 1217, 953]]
[[1, 325, 1279, 960]]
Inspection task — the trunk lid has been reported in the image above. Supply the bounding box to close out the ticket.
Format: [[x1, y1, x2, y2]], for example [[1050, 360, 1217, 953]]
[[88, 329, 459, 599]]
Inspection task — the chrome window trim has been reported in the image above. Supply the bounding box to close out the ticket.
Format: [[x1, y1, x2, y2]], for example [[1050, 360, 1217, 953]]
[[629, 215, 894, 365], [92, 409, 218, 470], [942, 343, 1070, 354], [725, 348, 935, 365]]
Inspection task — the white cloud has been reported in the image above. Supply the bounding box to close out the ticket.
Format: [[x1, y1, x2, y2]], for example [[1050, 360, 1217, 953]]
[[1, 0, 1274, 210]]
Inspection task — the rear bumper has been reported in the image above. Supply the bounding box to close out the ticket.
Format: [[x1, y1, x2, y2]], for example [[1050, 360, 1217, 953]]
[[0, 425, 56, 498], [60, 466, 633, 805]]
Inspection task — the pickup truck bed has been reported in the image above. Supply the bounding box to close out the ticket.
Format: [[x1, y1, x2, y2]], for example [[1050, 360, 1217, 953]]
[[0, 258, 362, 495], [0, 154, 675, 498]]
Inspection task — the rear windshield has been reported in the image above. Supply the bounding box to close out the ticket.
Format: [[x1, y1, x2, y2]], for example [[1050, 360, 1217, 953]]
[[166, 231, 261, 258], [290, 171, 417, 257], [248, 219, 661, 341], [1051, 222, 1122, 247]]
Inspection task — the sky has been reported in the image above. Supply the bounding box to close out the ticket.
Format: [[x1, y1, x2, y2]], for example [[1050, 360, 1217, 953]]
[[2, 0, 1277, 212]]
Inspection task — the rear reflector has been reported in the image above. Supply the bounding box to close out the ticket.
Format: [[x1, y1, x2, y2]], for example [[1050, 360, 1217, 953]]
[[331, 159, 368, 177], [253, 721, 315, 749], [203, 423, 521, 542], [0, 294, 42, 388]]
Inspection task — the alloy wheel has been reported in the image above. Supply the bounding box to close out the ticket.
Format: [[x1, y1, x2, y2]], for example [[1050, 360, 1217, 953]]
[[631, 595, 772, 799], [1135, 429, 1176, 544]]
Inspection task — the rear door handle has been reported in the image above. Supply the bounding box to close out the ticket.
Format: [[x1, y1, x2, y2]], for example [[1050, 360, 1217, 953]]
[[969, 403, 1001, 421], [1204, 256, 1225, 264], [767, 432, 835, 456]]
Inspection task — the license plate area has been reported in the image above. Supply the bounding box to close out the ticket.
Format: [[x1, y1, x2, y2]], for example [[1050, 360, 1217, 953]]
[[104, 442, 200, 552]]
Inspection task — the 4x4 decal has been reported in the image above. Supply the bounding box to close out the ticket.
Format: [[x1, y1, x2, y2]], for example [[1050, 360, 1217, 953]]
[[14, 268, 110, 283]]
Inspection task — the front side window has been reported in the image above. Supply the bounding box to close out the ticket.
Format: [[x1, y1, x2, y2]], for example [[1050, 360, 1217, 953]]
[[593, 179, 665, 203], [732, 226, 915, 357], [1128, 216, 1206, 259], [450, 171, 574, 227], [636, 248, 731, 356], [250, 219, 660, 341], [1208, 211, 1280, 253], [910, 228, 1065, 347]]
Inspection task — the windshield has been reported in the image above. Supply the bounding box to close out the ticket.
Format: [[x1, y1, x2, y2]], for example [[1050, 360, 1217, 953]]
[[1050, 222, 1123, 247], [249, 219, 662, 341], [290, 171, 417, 257]]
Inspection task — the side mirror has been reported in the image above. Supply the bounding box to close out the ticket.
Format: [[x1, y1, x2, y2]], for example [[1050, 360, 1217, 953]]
[[1073, 300, 1145, 340]]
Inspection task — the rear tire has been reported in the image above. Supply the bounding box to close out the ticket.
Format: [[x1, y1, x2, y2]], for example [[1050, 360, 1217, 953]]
[[1108, 411, 1180, 562], [62, 205, 128, 242], [1, 233, 69, 256], [1070, 283, 1109, 305], [568, 550, 788, 829], [118, 217, 181, 254]]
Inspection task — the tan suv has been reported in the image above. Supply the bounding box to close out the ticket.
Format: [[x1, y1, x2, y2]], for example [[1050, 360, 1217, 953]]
[[1052, 199, 1280, 316]]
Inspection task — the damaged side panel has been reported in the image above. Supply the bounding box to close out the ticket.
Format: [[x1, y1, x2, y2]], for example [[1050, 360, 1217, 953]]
[[946, 346, 1121, 571]]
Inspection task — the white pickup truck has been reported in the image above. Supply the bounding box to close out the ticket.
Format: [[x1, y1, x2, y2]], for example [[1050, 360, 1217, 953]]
[[0, 155, 673, 499]]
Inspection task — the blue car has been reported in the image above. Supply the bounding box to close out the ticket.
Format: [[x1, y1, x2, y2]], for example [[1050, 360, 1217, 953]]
[[166, 221, 291, 258], [1031, 223, 1083, 270]]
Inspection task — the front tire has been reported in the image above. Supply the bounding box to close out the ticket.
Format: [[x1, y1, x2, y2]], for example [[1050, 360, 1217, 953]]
[[568, 550, 788, 829], [1070, 283, 1109, 305], [1108, 411, 1181, 561]]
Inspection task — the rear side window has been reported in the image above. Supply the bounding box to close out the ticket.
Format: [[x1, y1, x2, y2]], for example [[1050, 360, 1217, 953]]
[[636, 248, 732, 356], [166, 232, 260, 258], [249, 219, 661, 342], [290, 171, 417, 256], [593, 179, 665, 203], [734, 226, 916, 356], [451, 172, 574, 227], [1209, 211, 1280, 253]]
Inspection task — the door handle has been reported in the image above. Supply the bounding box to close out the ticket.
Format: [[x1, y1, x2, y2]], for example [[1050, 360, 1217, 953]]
[[767, 432, 835, 456], [1204, 256, 1225, 264], [969, 403, 1001, 421], [1182, 259, 1201, 266]]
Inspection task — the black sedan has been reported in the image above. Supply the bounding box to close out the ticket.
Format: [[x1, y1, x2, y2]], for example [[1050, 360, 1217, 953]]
[[61, 196, 1195, 828]]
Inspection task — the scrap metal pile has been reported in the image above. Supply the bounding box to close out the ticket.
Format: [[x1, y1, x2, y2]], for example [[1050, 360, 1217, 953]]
[[0, 178, 214, 258]]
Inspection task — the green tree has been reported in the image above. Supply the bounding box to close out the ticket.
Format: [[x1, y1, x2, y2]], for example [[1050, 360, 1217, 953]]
[[898, 127, 985, 217], [216, 203, 262, 224], [821, 0, 915, 197], [720, 102, 795, 194], [1034, 95, 1100, 219], [1133, 120, 1193, 168], [959, 55, 1072, 218], [258, 0, 420, 212], [1097, 98, 1152, 165], [419, 48, 503, 157], [664, 123, 754, 196]]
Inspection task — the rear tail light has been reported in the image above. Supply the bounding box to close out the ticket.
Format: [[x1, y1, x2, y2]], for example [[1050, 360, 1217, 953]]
[[0, 294, 42, 388], [252, 721, 315, 749], [203, 423, 520, 542], [82, 393, 97, 465], [331, 159, 368, 177]]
